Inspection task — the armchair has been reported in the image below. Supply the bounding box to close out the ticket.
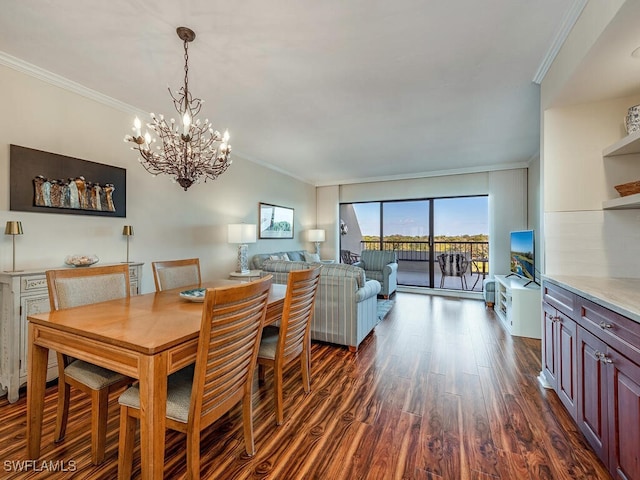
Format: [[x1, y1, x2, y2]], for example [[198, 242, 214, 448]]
[[311, 263, 381, 351], [355, 250, 398, 298]]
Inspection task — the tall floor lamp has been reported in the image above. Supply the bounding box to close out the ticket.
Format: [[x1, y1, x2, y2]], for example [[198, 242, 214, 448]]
[[228, 224, 257, 274], [4, 221, 24, 272], [122, 225, 134, 263]]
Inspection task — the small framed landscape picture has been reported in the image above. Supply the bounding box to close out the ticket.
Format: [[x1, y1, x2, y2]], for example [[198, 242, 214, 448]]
[[259, 202, 294, 239]]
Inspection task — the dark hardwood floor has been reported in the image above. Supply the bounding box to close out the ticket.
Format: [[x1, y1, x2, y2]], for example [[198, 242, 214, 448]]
[[0, 292, 611, 479]]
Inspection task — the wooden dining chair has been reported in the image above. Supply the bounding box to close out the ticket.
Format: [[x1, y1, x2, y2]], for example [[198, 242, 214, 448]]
[[117, 275, 273, 480], [257, 266, 322, 425], [45, 264, 133, 465], [152, 258, 202, 291]]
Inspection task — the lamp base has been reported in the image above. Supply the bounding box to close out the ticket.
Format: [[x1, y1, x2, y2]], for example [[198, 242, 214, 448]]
[[236, 244, 249, 274]]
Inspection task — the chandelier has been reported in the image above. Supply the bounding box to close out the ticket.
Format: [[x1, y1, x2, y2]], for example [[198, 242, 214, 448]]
[[124, 27, 231, 191]]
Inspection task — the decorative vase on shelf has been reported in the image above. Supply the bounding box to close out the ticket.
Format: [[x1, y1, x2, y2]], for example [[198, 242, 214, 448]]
[[624, 104, 640, 134]]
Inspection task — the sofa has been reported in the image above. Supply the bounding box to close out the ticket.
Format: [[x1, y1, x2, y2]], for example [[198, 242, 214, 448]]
[[354, 250, 398, 298], [250, 250, 316, 270], [258, 259, 382, 351]]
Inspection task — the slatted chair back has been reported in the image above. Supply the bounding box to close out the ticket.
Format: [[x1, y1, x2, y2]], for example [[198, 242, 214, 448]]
[[257, 266, 321, 425], [189, 275, 272, 452], [152, 258, 201, 291], [276, 266, 322, 364]]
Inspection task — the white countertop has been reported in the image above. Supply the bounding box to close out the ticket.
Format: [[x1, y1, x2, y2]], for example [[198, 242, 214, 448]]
[[543, 275, 640, 324]]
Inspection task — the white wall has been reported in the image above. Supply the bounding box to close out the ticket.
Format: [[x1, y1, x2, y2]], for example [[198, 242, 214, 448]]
[[488, 169, 528, 276], [528, 154, 542, 274], [0, 63, 316, 293], [541, 96, 640, 277], [315, 185, 339, 260]]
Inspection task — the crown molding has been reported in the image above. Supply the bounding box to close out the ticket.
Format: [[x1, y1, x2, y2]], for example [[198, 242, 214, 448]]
[[0, 51, 143, 116], [315, 161, 531, 187], [532, 0, 588, 84]]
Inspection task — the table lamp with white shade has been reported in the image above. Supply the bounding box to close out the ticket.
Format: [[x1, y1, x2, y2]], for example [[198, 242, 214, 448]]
[[228, 224, 257, 274], [308, 229, 325, 255]]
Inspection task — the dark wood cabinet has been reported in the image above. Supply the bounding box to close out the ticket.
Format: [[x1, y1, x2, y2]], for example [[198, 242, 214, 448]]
[[577, 327, 608, 461], [543, 280, 640, 480], [557, 312, 577, 418], [606, 349, 640, 480], [542, 286, 577, 418], [542, 301, 558, 389]]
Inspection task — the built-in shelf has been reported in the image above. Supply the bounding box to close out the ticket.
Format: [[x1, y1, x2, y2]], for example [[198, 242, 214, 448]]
[[603, 129, 640, 157], [603, 193, 640, 210], [602, 132, 640, 209]]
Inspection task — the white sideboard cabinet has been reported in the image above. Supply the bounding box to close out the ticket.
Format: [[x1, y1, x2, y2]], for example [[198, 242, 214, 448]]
[[493, 274, 541, 339], [0, 262, 143, 403]]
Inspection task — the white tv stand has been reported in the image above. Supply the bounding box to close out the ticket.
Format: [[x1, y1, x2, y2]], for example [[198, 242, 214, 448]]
[[493, 274, 541, 339]]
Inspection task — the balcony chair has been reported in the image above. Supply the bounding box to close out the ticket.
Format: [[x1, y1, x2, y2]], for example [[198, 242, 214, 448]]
[[340, 249, 360, 265], [117, 276, 273, 479], [45, 264, 133, 465], [354, 250, 398, 298], [257, 266, 322, 425], [437, 253, 470, 290], [152, 257, 201, 291]]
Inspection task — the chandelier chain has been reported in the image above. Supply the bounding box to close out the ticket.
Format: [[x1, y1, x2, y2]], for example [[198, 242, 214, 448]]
[[182, 38, 189, 112]]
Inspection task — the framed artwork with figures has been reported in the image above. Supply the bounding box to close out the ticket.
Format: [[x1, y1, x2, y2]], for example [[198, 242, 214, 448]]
[[9, 144, 126, 217]]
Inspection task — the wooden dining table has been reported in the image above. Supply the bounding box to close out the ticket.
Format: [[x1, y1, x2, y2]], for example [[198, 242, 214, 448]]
[[26, 279, 286, 480]]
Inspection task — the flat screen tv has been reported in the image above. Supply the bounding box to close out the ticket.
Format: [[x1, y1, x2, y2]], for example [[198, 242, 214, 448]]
[[510, 230, 535, 282]]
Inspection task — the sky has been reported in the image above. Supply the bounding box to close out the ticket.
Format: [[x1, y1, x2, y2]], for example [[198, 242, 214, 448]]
[[511, 229, 534, 254], [352, 197, 488, 237]]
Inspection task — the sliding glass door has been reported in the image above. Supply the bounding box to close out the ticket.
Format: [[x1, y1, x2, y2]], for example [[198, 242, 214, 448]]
[[340, 195, 488, 291], [433, 197, 489, 290], [383, 200, 431, 287]]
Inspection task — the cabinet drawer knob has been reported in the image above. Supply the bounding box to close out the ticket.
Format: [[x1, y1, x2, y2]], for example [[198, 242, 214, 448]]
[[598, 321, 612, 330], [595, 351, 613, 364]]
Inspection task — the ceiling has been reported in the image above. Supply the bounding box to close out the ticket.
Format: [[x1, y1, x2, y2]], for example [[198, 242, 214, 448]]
[[0, 0, 581, 186]]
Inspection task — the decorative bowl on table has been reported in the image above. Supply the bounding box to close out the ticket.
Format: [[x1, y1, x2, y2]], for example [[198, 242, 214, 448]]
[[64, 254, 99, 267], [179, 288, 206, 302]]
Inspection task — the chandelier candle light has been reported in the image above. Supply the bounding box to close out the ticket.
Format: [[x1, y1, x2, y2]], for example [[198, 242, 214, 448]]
[[228, 224, 257, 274], [125, 27, 231, 191]]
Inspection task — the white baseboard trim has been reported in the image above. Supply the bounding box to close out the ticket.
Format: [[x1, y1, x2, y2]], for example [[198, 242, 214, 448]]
[[397, 285, 483, 301]]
